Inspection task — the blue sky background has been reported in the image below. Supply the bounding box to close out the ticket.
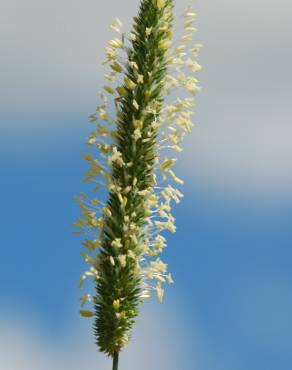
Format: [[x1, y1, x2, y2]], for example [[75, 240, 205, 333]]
[[1, 0, 292, 369]]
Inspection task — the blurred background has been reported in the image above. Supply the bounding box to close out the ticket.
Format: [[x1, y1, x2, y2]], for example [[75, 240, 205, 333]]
[[1, 0, 292, 369]]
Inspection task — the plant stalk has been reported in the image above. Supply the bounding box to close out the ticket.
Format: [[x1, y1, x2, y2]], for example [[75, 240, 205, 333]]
[[112, 352, 119, 370]]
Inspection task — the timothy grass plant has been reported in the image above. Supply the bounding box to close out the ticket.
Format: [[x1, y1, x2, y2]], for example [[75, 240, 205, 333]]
[[74, 1, 201, 368]]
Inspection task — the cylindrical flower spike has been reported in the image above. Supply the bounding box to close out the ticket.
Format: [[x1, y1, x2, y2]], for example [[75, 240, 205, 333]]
[[93, 1, 175, 357], [74, 0, 201, 368]]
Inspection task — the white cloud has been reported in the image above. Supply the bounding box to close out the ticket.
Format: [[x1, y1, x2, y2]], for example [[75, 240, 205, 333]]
[[180, 0, 292, 199], [0, 303, 195, 370], [0, 0, 140, 116], [1, 0, 292, 197], [180, 98, 292, 199]]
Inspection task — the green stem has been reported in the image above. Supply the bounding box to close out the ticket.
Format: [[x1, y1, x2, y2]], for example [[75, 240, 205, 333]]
[[112, 352, 119, 370]]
